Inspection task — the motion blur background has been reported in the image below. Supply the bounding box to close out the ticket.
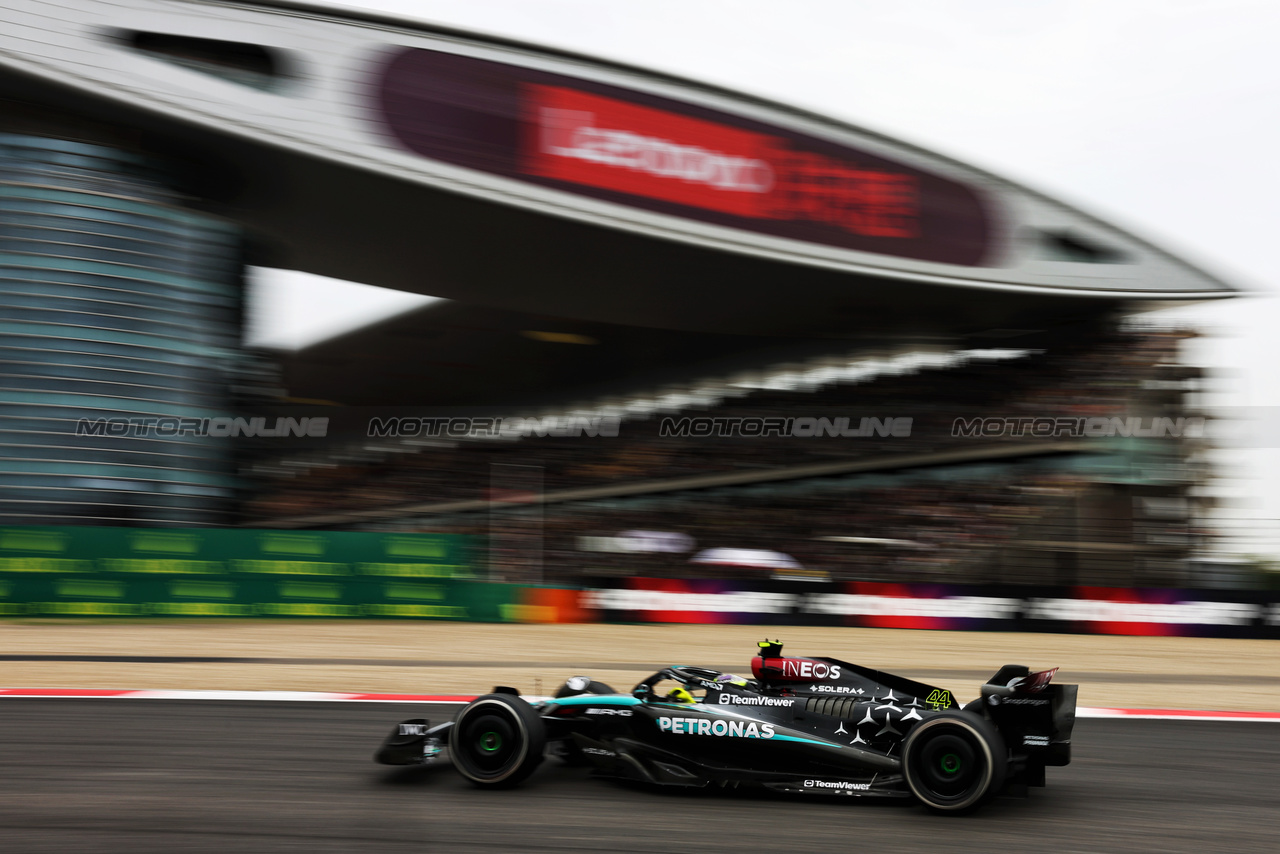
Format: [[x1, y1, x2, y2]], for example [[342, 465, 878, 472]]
[[6, 8, 1280, 852], [2, 0, 1279, 627]]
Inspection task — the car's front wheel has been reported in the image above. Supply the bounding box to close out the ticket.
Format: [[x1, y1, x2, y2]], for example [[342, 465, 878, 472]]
[[902, 712, 1006, 812], [449, 694, 546, 788]]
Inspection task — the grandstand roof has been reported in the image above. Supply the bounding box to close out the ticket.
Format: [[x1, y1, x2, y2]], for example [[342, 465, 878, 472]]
[[2, 3, 1237, 304], [0, 0, 1239, 405], [279, 291, 1123, 407]]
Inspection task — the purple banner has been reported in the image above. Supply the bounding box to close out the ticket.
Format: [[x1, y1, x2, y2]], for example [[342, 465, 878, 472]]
[[372, 48, 994, 266]]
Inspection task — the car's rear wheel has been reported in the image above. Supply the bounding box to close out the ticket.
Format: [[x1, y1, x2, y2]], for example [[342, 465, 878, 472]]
[[450, 694, 546, 788], [902, 712, 1006, 812]]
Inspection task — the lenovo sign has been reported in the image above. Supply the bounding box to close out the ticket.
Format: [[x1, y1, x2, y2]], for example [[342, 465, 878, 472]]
[[373, 49, 991, 265], [529, 90, 777, 212], [525, 86, 916, 240]]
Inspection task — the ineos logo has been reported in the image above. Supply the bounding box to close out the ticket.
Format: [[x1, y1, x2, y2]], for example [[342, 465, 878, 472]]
[[778, 659, 842, 680]]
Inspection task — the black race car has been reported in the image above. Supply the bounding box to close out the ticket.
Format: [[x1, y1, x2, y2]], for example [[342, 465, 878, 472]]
[[375, 640, 1076, 812]]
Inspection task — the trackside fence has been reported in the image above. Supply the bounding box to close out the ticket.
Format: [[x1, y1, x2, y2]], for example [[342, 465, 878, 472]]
[[1, 527, 1278, 636]]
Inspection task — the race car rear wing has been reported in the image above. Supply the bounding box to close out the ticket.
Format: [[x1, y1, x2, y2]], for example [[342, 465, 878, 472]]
[[978, 664, 1077, 774], [981, 664, 1059, 697]]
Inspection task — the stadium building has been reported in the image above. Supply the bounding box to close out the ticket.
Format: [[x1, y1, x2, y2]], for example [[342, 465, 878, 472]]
[[0, 1, 1235, 584]]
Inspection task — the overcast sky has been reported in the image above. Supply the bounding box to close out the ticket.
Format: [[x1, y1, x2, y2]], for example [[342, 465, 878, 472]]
[[252, 0, 1280, 552]]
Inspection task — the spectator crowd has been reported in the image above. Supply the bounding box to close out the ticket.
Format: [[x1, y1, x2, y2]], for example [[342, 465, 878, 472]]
[[243, 326, 1201, 586]]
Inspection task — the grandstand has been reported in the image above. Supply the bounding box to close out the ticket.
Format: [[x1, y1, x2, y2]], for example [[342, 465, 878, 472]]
[[246, 324, 1205, 588], [0, 0, 1227, 595]]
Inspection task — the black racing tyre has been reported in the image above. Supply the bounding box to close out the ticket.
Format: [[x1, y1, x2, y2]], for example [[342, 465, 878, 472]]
[[902, 711, 1007, 812], [450, 694, 546, 788]]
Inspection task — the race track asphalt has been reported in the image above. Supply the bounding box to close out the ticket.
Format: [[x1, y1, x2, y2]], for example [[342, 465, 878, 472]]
[[0, 700, 1277, 853]]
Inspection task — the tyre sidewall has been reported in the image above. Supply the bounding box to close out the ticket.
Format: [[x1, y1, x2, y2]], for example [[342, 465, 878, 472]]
[[902, 712, 1006, 812], [450, 694, 546, 788]]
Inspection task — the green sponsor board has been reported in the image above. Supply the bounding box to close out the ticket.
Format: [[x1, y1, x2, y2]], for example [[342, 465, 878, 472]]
[[0, 525, 512, 620], [0, 526, 475, 577]]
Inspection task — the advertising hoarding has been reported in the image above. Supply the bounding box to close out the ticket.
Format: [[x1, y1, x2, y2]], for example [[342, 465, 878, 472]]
[[581, 578, 1280, 638], [374, 48, 992, 266], [0, 526, 513, 620]]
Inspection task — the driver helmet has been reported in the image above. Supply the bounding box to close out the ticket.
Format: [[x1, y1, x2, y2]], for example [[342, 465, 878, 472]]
[[665, 686, 696, 704]]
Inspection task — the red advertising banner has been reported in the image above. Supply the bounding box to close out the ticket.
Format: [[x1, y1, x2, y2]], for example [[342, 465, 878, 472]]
[[521, 85, 917, 238], [372, 48, 990, 266], [523, 85, 776, 219]]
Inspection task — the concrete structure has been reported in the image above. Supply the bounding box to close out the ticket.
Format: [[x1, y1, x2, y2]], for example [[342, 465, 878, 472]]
[[0, 121, 245, 524]]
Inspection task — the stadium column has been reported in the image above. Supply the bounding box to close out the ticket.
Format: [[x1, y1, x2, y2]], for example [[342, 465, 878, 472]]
[[0, 130, 246, 526]]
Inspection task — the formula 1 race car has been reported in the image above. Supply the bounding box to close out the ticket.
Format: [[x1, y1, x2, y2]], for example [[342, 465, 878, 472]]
[[375, 641, 1077, 812]]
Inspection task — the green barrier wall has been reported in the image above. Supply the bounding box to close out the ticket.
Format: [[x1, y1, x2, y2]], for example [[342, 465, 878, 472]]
[[0, 526, 515, 620]]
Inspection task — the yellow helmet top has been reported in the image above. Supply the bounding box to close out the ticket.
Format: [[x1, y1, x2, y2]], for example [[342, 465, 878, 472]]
[[665, 686, 696, 704]]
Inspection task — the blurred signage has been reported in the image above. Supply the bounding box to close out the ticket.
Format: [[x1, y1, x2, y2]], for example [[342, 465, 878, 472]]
[[0, 525, 511, 619], [524, 86, 916, 239], [526, 86, 779, 217], [581, 578, 1279, 637], [373, 48, 992, 266], [578, 530, 695, 554]]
